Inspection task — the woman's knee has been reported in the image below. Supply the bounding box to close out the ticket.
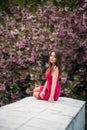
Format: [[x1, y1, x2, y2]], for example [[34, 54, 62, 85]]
[[33, 92, 39, 98], [33, 87, 40, 92]]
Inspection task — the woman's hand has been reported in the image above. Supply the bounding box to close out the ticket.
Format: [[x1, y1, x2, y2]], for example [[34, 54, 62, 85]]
[[40, 91, 45, 99], [48, 96, 54, 103]]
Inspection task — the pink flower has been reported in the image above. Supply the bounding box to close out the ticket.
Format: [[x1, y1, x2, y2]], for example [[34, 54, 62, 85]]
[[0, 61, 4, 68], [61, 77, 67, 83], [10, 29, 19, 36], [0, 84, 6, 91], [39, 35, 45, 42]]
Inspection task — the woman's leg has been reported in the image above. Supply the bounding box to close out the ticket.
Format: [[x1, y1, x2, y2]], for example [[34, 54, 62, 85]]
[[33, 87, 40, 92], [33, 91, 39, 98], [33, 87, 40, 99]]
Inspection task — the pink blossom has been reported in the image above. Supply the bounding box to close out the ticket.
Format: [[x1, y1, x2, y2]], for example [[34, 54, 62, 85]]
[[61, 77, 67, 83], [10, 29, 19, 35], [0, 61, 4, 68], [0, 84, 6, 91]]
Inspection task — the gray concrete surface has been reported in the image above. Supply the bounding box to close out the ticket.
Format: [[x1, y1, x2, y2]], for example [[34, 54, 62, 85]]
[[0, 96, 85, 130]]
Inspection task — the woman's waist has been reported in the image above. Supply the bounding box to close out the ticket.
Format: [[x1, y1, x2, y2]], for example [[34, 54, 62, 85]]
[[46, 80, 60, 85], [46, 82, 60, 88]]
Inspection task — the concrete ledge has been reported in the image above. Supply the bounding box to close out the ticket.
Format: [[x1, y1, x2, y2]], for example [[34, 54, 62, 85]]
[[0, 96, 85, 130]]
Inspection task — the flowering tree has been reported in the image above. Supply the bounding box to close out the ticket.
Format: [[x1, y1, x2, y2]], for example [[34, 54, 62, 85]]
[[0, 1, 87, 106]]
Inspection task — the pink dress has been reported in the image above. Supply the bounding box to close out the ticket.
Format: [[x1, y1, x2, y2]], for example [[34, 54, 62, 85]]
[[38, 70, 61, 101]]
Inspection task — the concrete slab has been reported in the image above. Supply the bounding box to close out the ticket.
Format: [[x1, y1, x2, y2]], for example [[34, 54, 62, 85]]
[[0, 97, 85, 130]]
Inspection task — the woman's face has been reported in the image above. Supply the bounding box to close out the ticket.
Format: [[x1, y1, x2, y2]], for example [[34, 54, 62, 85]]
[[49, 52, 56, 64]]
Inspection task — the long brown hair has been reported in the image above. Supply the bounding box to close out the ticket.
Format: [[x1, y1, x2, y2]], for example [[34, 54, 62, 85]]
[[48, 49, 62, 75]]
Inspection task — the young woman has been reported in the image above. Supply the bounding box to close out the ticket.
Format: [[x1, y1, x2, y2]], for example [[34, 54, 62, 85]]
[[33, 49, 62, 103]]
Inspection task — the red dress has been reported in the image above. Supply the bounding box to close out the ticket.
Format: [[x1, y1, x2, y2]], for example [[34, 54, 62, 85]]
[[38, 70, 61, 101]]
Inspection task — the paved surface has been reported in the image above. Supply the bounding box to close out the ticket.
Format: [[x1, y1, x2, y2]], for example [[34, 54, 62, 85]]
[[0, 96, 85, 130]]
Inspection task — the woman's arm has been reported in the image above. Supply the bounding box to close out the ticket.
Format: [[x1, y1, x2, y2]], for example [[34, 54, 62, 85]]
[[49, 67, 59, 102]]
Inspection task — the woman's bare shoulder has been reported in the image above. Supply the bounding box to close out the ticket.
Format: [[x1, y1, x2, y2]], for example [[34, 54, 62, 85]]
[[54, 66, 59, 71], [52, 66, 59, 74]]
